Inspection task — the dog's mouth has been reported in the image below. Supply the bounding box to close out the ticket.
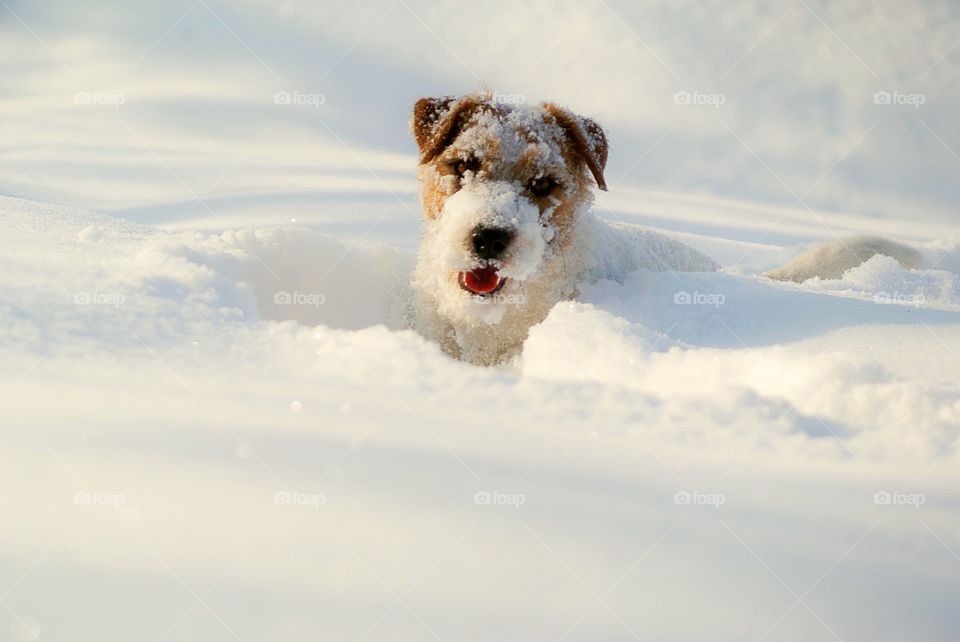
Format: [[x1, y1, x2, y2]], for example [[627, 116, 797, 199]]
[[459, 266, 506, 296]]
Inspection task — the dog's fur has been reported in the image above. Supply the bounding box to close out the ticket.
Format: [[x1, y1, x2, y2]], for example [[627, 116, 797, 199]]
[[409, 92, 921, 365]]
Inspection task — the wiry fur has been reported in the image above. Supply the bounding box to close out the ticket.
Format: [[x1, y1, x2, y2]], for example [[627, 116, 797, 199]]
[[409, 92, 921, 366], [409, 92, 716, 365]]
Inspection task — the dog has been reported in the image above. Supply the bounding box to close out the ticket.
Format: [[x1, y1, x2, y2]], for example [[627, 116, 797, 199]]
[[409, 92, 921, 365]]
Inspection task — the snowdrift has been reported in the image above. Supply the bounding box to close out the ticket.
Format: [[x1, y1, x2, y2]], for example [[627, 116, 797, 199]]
[[2, 195, 959, 641]]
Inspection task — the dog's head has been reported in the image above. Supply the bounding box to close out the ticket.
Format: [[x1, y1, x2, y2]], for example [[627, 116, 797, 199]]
[[411, 92, 607, 323]]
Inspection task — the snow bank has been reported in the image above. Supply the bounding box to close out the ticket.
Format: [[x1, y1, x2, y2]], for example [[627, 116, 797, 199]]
[[2, 196, 959, 641]]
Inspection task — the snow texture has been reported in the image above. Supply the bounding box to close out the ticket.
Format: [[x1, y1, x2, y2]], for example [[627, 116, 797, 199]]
[[2, 195, 960, 641], [3, 1, 960, 640], [765, 235, 923, 282]]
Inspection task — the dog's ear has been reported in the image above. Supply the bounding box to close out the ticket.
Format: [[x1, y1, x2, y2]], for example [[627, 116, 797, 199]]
[[544, 104, 608, 191], [411, 95, 483, 164]]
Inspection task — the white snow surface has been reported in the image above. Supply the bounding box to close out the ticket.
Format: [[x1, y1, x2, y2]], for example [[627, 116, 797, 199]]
[[3, 0, 960, 640], [3, 194, 960, 641]]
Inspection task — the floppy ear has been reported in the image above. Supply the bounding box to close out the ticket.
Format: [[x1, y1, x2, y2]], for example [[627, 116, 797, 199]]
[[411, 95, 483, 164], [544, 104, 608, 191]]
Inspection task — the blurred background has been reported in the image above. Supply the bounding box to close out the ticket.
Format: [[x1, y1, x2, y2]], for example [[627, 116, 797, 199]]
[[1, 0, 958, 244]]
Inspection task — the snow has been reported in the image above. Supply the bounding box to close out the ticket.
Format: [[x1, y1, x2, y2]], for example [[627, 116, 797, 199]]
[[3, 194, 960, 641], [764, 236, 923, 282], [431, 181, 549, 279], [3, 1, 960, 640]]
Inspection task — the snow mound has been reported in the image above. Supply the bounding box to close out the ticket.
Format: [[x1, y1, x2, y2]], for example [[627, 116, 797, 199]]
[[4, 195, 957, 465], [3, 197, 960, 642]]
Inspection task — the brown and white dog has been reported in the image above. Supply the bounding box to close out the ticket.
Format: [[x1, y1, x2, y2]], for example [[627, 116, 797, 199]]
[[409, 91, 921, 365]]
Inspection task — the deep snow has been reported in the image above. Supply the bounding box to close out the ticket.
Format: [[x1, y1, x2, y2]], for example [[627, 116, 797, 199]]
[[2, 194, 959, 641], [3, 0, 960, 640]]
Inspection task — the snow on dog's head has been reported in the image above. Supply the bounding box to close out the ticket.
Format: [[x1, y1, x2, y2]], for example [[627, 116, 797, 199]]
[[410, 92, 607, 360]]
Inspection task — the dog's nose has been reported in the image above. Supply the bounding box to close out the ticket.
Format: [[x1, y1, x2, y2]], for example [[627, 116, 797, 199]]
[[471, 227, 513, 260]]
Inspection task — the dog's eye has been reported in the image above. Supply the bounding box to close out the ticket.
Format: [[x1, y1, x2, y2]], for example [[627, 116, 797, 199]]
[[451, 157, 481, 178], [527, 176, 557, 197]]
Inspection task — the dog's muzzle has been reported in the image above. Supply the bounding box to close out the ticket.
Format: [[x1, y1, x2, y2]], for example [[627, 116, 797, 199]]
[[458, 226, 512, 295]]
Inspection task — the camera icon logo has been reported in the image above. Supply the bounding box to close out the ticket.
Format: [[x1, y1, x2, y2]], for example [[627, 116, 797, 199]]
[[673, 291, 692, 305], [273, 91, 292, 105]]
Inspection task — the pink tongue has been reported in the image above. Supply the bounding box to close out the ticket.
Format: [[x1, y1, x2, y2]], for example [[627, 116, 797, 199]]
[[463, 267, 501, 293]]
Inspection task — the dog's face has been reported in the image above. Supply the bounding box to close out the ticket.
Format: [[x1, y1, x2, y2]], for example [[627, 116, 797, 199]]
[[411, 93, 607, 327]]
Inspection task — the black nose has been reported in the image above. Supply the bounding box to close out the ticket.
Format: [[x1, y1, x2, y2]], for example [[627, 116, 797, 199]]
[[471, 227, 513, 260]]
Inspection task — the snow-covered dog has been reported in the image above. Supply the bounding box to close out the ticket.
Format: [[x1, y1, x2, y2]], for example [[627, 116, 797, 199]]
[[409, 92, 920, 365]]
